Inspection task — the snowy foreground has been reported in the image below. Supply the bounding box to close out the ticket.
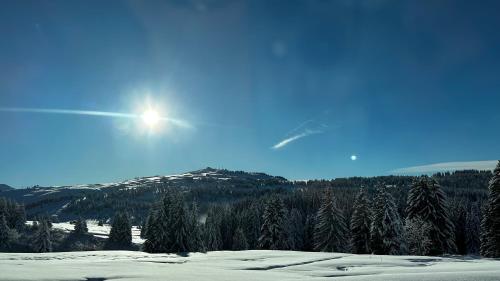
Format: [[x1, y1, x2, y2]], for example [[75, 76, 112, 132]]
[[1, 250, 500, 281]]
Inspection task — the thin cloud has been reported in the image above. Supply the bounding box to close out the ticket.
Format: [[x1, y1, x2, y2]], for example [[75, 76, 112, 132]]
[[272, 129, 323, 150], [0, 107, 193, 129], [391, 160, 498, 174]]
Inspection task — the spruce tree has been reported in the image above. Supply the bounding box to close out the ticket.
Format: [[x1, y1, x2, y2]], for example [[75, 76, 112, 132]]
[[0, 215, 12, 251], [232, 227, 248, 250], [168, 193, 189, 252], [405, 217, 432, 255], [406, 178, 455, 255], [258, 196, 287, 250], [314, 189, 347, 252], [143, 207, 163, 253], [370, 185, 404, 255], [303, 214, 316, 251], [33, 220, 51, 253], [187, 201, 205, 252], [350, 189, 371, 254], [466, 202, 481, 255], [287, 208, 305, 251], [107, 212, 132, 249], [73, 217, 88, 235], [204, 207, 223, 251], [480, 161, 500, 257]]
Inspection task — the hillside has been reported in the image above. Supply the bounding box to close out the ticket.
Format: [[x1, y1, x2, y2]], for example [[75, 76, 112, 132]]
[[0, 167, 290, 221], [0, 184, 13, 192], [0, 168, 492, 222]]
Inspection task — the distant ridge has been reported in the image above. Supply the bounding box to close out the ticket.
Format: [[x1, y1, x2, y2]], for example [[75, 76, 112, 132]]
[[0, 184, 13, 192]]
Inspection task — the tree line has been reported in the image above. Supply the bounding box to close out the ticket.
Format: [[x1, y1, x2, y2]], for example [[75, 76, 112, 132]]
[[1, 162, 500, 257]]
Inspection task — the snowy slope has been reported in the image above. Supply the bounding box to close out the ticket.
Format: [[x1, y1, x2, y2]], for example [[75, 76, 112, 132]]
[[2, 167, 288, 219], [0, 250, 499, 281]]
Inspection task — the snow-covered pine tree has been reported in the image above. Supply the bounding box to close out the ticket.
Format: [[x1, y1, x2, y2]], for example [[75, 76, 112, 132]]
[[239, 202, 262, 249], [187, 201, 205, 252], [33, 219, 51, 253], [303, 214, 316, 251], [466, 202, 481, 255], [168, 192, 189, 253], [480, 161, 500, 257], [370, 185, 405, 255], [258, 196, 288, 250], [405, 217, 432, 255], [314, 189, 347, 252], [0, 215, 12, 250], [406, 178, 455, 255], [350, 189, 371, 254], [287, 208, 305, 251], [73, 217, 88, 235], [143, 206, 163, 253], [232, 227, 248, 250], [204, 206, 223, 251], [107, 212, 132, 249]]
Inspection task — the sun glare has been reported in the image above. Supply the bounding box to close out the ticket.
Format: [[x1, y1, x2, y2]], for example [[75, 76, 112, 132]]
[[141, 109, 160, 128]]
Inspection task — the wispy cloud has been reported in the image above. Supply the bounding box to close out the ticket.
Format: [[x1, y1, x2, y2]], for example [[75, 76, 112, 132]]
[[0, 107, 193, 129], [391, 160, 498, 174], [272, 129, 323, 150]]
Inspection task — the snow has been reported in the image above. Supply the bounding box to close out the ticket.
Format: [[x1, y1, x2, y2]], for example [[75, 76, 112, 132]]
[[0, 250, 499, 281], [27, 220, 145, 244]]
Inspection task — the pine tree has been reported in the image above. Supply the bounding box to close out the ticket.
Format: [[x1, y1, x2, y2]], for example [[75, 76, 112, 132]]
[[33, 220, 51, 253], [480, 161, 500, 257], [73, 217, 88, 235], [107, 212, 132, 249], [303, 214, 316, 251], [0, 215, 12, 250], [405, 217, 432, 255], [314, 189, 347, 252], [350, 189, 371, 254], [406, 178, 456, 255], [187, 201, 205, 252], [143, 207, 164, 253], [168, 193, 189, 252], [480, 202, 495, 257], [466, 202, 481, 255], [204, 207, 223, 251], [371, 185, 404, 255], [287, 208, 305, 251], [140, 220, 147, 238], [258, 196, 288, 250], [232, 227, 248, 250]]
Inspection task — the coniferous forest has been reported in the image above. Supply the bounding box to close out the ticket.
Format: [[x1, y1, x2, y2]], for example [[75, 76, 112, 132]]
[[1, 162, 500, 258]]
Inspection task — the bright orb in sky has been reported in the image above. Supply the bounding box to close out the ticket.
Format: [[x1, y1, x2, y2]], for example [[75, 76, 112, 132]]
[[351, 155, 357, 161], [141, 109, 160, 128]]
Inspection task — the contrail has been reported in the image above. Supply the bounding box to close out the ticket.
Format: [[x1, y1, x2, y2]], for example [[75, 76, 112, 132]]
[[0, 107, 193, 129], [272, 129, 322, 150]]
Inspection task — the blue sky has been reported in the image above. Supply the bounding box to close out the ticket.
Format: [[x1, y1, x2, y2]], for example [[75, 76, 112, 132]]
[[1, 0, 500, 187]]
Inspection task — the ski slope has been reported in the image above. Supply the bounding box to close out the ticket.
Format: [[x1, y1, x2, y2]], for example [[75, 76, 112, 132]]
[[1, 250, 499, 281]]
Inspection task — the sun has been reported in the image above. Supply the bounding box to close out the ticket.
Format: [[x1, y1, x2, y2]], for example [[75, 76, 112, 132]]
[[141, 109, 160, 128]]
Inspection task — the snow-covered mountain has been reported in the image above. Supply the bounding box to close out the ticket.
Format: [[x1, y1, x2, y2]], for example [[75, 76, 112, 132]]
[[0, 183, 13, 192], [0, 167, 289, 220]]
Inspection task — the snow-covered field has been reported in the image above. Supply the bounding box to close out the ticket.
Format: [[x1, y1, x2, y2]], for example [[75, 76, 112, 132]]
[[27, 220, 145, 244], [1, 250, 499, 281]]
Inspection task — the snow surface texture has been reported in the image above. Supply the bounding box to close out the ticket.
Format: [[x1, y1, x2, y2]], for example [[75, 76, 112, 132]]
[[27, 220, 145, 244], [1, 250, 499, 281]]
